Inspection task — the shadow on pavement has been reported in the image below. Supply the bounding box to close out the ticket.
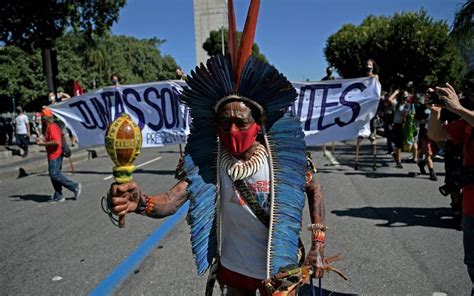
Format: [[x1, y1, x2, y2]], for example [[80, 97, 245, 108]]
[[332, 206, 457, 230], [72, 169, 176, 176], [139, 169, 176, 175], [298, 283, 356, 295], [9, 194, 51, 203], [343, 171, 445, 179]]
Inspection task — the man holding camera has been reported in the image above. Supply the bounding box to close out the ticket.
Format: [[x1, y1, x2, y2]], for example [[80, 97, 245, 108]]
[[427, 79, 474, 294]]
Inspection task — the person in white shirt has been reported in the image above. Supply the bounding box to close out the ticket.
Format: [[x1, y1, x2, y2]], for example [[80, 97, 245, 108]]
[[14, 106, 30, 158]]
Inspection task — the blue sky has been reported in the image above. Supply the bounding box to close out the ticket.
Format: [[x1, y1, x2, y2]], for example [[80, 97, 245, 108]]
[[112, 0, 465, 81]]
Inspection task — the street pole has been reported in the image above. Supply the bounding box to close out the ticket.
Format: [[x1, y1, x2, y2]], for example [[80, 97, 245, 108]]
[[41, 47, 58, 100], [221, 26, 225, 55]]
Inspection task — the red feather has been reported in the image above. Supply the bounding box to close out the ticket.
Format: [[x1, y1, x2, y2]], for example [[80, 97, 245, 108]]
[[227, 0, 238, 75], [235, 0, 260, 91]]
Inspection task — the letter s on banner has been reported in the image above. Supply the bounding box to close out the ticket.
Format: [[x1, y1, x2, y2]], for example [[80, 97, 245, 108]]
[[335, 83, 365, 127], [144, 87, 164, 131]]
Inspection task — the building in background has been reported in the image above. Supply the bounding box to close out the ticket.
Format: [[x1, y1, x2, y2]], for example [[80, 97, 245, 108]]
[[193, 0, 227, 65]]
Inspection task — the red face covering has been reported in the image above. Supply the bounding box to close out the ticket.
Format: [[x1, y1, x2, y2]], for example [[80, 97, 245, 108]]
[[218, 123, 261, 156]]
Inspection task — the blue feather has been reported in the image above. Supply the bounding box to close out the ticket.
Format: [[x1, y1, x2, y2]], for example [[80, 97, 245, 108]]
[[267, 115, 307, 275]]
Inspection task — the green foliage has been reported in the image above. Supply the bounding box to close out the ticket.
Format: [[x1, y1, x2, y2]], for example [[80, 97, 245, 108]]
[[202, 28, 268, 63], [451, 1, 474, 70], [0, 46, 47, 109], [0, 0, 126, 50], [324, 10, 466, 92], [0, 33, 179, 112]]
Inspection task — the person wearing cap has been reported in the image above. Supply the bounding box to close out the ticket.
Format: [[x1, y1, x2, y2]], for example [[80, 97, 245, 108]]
[[14, 106, 30, 158], [37, 108, 81, 202]]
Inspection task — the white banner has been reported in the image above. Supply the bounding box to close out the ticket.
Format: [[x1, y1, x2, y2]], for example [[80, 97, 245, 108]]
[[291, 77, 381, 145], [50, 81, 189, 148], [49, 77, 380, 148]]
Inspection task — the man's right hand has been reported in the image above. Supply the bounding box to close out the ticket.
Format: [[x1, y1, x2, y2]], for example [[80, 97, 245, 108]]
[[108, 181, 142, 217]]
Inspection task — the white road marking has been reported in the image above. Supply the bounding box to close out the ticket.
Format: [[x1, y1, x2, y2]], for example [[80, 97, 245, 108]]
[[325, 150, 340, 167], [103, 156, 163, 181]]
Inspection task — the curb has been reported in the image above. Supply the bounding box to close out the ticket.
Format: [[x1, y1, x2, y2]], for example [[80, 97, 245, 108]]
[[0, 146, 106, 181]]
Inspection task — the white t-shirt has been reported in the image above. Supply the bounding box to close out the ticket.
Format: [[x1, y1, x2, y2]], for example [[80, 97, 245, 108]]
[[15, 114, 29, 135], [393, 102, 409, 124], [219, 156, 270, 279]]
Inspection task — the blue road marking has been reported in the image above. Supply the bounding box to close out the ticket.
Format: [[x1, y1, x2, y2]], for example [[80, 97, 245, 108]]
[[89, 201, 190, 296]]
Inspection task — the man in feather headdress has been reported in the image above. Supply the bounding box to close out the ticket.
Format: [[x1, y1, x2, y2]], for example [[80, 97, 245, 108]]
[[107, 1, 340, 294]]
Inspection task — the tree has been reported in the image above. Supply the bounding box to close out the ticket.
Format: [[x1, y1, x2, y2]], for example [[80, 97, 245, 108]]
[[202, 28, 268, 63], [0, 32, 180, 112], [0, 0, 126, 98], [324, 10, 466, 92], [0, 46, 47, 110], [0, 0, 126, 50], [451, 1, 474, 71]]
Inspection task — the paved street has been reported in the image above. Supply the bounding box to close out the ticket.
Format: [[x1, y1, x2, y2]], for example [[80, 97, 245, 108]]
[[0, 139, 470, 295]]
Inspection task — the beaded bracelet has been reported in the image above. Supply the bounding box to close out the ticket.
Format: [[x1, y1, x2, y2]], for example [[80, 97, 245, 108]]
[[135, 194, 151, 216], [145, 196, 154, 216], [312, 230, 325, 243], [307, 223, 328, 232]]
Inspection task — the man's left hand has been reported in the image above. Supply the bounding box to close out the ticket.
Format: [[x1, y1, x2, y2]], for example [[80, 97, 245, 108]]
[[304, 243, 325, 278], [305, 243, 347, 280]]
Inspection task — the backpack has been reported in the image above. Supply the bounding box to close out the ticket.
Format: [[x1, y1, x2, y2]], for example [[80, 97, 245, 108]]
[[61, 132, 71, 158], [56, 120, 71, 158], [54, 118, 72, 158]]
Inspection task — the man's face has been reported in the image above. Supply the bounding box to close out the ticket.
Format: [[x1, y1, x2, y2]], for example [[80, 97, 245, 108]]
[[217, 101, 255, 133]]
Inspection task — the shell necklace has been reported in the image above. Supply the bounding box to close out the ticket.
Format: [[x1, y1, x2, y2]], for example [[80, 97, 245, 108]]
[[220, 143, 268, 181]]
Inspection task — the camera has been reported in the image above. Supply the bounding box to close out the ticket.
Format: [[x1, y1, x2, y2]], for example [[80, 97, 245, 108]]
[[425, 91, 444, 105], [439, 166, 474, 196]]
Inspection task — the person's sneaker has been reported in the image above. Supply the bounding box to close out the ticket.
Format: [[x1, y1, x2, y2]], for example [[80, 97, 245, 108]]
[[73, 183, 82, 200], [55, 195, 65, 202], [49, 193, 64, 202], [396, 162, 403, 168]]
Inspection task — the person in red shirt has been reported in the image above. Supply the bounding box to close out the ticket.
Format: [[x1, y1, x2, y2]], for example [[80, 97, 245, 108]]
[[427, 79, 474, 294], [37, 108, 81, 202]]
